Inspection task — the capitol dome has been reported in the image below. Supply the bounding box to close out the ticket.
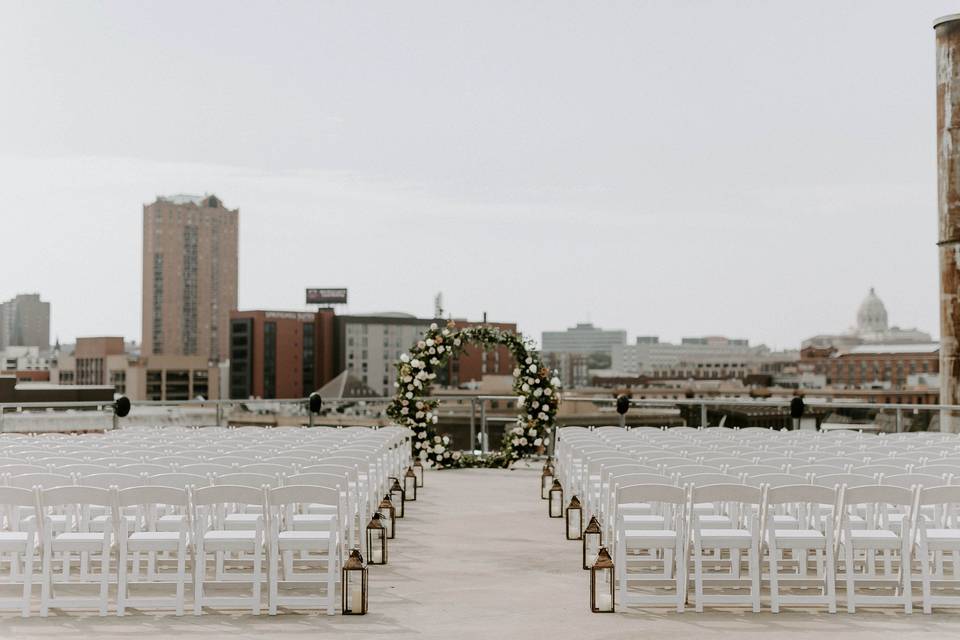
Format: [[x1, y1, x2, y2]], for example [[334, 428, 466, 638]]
[[856, 287, 888, 335]]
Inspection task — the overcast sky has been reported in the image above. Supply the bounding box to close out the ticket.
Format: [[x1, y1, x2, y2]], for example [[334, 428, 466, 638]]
[[0, 1, 954, 350]]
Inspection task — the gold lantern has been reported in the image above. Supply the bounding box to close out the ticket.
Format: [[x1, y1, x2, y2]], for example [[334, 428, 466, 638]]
[[413, 458, 424, 487], [582, 516, 602, 570], [366, 513, 387, 565], [565, 495, 583, 540], [342, 549, 368, 615], [389, 477, 405, 518], [590, 547, 615, 613], [378, 494, 396, 539], [541, 463, 554, 499], [548, 479, 564, 518], [404, 466, 418, 501]]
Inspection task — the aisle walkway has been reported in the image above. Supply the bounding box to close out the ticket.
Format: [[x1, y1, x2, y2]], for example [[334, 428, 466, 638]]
[[1, 468, 958, 639]]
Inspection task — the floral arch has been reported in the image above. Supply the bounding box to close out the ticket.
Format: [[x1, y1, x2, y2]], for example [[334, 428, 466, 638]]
[[385, 322, 561, 469]]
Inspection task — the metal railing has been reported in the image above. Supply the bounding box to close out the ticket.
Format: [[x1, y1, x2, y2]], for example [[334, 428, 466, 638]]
[[0, 394, 955, 449]]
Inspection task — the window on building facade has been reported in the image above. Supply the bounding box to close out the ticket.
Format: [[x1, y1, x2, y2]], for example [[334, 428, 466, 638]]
[[263, 321, 277, 399]]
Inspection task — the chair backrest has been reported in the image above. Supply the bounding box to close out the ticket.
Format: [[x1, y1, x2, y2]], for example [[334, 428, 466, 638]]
[[766, 483, 837, 507], [116, 463, 171, 475], [811, 473, 876, 488], [236, 463, 292, 476], [116, 485, 189, 509], [916, 464, 960, 477], [744, 473, 808, 488], [880, 473, 946, 489], [77, 473, 143, 489], [192, 484, 265, 507], [844, 484, 915, 508], [213, 472, 280, 488], [6, 472, 73, 490], [681, 472, 741, 486], [0, 464, 49, 475], [617, 482, 687, 506], [691, 483, 763, 505], [41, 485, 113, 508], [285, 472, 346, 489], [0, 486, 39, 508], [179, 463, 235, 474], [147, 472, 210, 489], [269, 484, 339, 510]]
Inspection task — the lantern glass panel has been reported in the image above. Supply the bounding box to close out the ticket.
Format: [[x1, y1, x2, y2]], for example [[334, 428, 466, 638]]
[[367, 527, 386, 564], [549, 486, 563, 517], [592, 566, 614, 612], [378, 505, 394, 538], [567, 507, 582, 539], [390, 485, 405, 517], [404, 473, 417, 500], [541, 471, 554, 499], [583, 531, 601, 569], [413, 463, 424, 487], [342, 550, 368, 615]]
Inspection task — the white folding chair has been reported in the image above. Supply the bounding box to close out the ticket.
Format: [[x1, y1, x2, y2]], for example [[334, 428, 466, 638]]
[[915, 484, 960, 613], [765, 484, 838, 613], [38, 485, 113, 616], [615, 483, 688, 612], [690, 483, 763, 612], [115, 486, 190, 616], [266, 485, 340, 615], [0, 486, 38, 617], [192, 484, 265, 615], [840, 484, 916, 613]]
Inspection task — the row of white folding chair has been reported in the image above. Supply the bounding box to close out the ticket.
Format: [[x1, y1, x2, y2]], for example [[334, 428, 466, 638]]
[[612, 481, 957, 613], [0, 466, 359, 549], [0, 482, 343, 616]]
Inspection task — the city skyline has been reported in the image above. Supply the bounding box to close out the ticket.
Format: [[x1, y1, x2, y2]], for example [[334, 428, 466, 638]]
[[1, 2, 953, 350]]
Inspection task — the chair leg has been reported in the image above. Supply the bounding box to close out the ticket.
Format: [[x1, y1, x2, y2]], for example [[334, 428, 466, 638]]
[[117, 547, 127, 617], [694, 541, 704, 612], [21, 550, 33, 618], [252, 545, 262, 615], [193, 545, 204, 616], [920, 541, 932, 614], [845, 543, 856, 614], [99, 542, 109, 616], [176, 543, 186, 617], [769, 541, 780, 614], [268, 547, 278, 616], [825, 543, 837, 614], [750, 543, 760, 613], [40, 543, 50, 618], [902, 539, 912, 615]]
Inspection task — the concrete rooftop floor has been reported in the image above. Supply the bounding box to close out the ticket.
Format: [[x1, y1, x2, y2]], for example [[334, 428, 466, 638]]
[[1, 467, 960, 639]]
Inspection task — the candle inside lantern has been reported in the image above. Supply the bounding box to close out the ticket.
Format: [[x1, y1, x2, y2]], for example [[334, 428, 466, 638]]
[[349, 584, 363, 611]]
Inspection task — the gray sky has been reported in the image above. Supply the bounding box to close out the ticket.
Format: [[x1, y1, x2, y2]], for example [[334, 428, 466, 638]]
[[0, 1, 953, 350]]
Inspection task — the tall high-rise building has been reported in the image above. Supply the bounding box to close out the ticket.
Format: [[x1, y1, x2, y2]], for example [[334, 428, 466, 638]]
[[0, 293, 50, 351], [142, 195, 238, 361]]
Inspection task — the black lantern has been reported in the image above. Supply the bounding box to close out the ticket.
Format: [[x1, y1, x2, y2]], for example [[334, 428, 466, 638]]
[[582, 516, 602, 570], [378, 494, 396, 539], [549, 479, 564, 518], [590, 547, 615, 613], [566, 495, 583, 540], [389, 477, 405, 518], [366, 513, 387, 565], [342, 549, 368, 615], [404, 467, 417, 501], [541, 463, 554, 500], [413, 458, 424, 488]]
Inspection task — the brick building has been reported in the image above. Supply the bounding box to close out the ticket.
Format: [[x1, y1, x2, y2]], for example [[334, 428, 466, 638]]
[[229, 309, 516, 399], [800, 343, 939, 388]]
